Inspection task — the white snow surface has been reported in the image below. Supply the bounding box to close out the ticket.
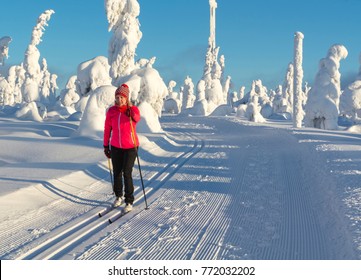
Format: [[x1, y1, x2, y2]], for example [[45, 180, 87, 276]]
[[0, 114, 361, 260]]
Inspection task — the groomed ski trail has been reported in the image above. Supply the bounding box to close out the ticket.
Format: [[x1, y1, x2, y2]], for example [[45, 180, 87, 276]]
[[77, 116, 357, 260], [1, 116, 358, 260]]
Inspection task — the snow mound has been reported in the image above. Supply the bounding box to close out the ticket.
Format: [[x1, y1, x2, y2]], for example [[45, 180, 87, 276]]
[[346, 125, 361, 133], [210, 104, 233, 116], [15, 102, 45, 122], [137, 101, 163, 133], [73, 85, 116, 139]]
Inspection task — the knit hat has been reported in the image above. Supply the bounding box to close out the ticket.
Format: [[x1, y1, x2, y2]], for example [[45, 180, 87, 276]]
[[115, 84, 129, 99]]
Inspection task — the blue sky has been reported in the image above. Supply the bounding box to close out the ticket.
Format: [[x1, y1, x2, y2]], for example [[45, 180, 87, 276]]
[[1, 0, 361, 92]]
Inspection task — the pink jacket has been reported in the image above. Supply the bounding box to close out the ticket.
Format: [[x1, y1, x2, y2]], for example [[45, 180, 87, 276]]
[[103, 105, 141, 149]]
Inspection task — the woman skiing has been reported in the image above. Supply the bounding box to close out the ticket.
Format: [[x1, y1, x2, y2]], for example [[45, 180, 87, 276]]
[[103, 84, 141, 212]]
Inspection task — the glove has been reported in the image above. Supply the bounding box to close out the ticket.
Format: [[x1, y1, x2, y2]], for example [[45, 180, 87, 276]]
[[104, 146, 111, 158]]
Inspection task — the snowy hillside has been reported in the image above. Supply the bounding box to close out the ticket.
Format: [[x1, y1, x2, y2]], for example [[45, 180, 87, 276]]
[[1, 114, 361, 261]]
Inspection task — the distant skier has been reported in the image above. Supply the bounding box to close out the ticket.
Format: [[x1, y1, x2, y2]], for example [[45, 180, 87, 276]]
[[103, 84, 141, 212]]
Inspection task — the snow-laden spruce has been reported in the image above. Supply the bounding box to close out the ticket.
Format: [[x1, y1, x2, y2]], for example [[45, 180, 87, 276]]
[[236, 80, 268, 122], [282, 63, 294, 114], [0, 36, 12, 67], [188, 79, 209, 116], [105, 0, 142, 84], [77, 56, 112, 97], [304, 44, 348, 130], [23, 10, 57, 104], [105, 0, 167, 118], [293, 31, 305, 128], [164, 81, 182, 114], [340, 52, 361, 123], [181, 76, 196, 111]]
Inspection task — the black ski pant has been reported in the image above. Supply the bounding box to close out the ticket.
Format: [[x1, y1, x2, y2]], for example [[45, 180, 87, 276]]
[[111, 146, 137, 205]]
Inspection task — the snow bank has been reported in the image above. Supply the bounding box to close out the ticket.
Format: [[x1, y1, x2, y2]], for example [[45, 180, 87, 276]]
[[346, 124, 361, 133], [15, 102, 46, 122]]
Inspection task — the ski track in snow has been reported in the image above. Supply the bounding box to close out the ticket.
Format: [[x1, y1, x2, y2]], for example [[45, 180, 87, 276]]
[[77, 116, 357, 260], [1, 116, 360, 259]]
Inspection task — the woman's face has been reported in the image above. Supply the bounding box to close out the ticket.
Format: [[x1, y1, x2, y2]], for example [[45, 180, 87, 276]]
[[115, 95, 127, 106]]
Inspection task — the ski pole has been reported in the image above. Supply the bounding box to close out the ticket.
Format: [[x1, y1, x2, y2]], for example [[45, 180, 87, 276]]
[[129, 109, 149, 210], [107, 157, 114, 194]]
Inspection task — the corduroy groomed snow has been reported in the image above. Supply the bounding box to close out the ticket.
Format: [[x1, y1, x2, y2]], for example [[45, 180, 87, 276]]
[[115, 84, 129, 99]]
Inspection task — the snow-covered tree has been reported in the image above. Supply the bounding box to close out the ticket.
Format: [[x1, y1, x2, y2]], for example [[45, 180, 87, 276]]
[[167, 80, 177, 99], [124, 66, 167, 117], [304, 44, 348, 129], [181, 76, 195, 110], [60, 75, 81, 108], [135, 56, 156, 69], [239, 86, 245, 100], [204, 58, 224, 113], [293, 31, 304, 128], [341, 81, 361, 123], [237, 80, 272, 119], [50, 74, 58, 101], [303, 82, 311, 106], [164, 80, 181, 114], [273, 85, 289, 115], [197, 80, 206, 102], [19, 9, 57, 110], [24, 10, 55, 82], [198, 0, 226, 114], [253, 80, 270, 107], [8, 65, 24, 104], [0, 36, 12, 66], [223, 75, 231, 105], [0, 77, 12, 106], [219, 54, 225, 83], [282, 63, 294, 114], [230, 91, 238, 108], [340, 53, 361, 123], [245, 95, 265, 122], [203, 0, 218, 85], [39, 58, 57, 104], [182, 79, 209, 116], [77, 56, 112, 96], [105, 0, 142, 84]]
